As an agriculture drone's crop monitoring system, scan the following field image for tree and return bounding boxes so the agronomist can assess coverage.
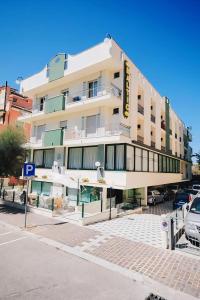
[195,152,200,165]
[0,126,26,178]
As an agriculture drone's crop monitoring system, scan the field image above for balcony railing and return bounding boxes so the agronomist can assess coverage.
[66,84,121,106]
[64,121,130,140]
[137,135,144,144]
[43,129,63,147]
[151,141,156,148]
[138,104,144,115]
[151,114,155,123]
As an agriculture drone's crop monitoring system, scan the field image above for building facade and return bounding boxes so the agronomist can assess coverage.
[0,84,32,138]
[18,37,192,210]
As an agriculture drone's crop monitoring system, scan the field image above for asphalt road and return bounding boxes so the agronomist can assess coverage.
[0,222,152,300]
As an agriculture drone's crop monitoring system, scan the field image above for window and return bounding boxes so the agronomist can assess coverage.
[68,147,82,169]
[116,144,124,170]
[60,120,67,129]
[36,124,45,140]
[154,153,158,172]
[163,156,167,172]
[113,108,119,115]
[44,149,54,168]
[149,152,154,172]
[31,181,52,196]
[114,72,120,79]
[86,115,100,136]
[126,146,134,171]
[83,147,98,169]
[39,97,45,111]
[135,148,142,171]
[33,150,43,167]
[105,144,125,170]
[159,155,163,172]
[138,95,141,100]
[33,149,54,168]
[106,145,114,170]
[88,80,98,98]
[142,150,148,172]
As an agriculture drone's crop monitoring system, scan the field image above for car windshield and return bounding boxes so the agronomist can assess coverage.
[190,198,200,214]
[184,189,198,195]
[193,185,200,190]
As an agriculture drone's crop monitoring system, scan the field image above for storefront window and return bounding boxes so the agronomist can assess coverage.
[154,153,158,172]
[135,148,142,171]
[83,147,98,169]
[142,150,148,171]
[116,145,125,170]
[126,145,134,171]
[68,147,82,169]
[106,145,115,170]
[149,152,154,172]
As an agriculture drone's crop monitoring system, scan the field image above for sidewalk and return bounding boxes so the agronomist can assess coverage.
[0,204,200,299]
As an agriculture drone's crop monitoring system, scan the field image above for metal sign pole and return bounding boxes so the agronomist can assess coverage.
[25,179,29,228]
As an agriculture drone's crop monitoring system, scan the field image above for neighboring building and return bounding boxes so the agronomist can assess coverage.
[18,36,192,211]
[0,84,32,138]
[192,163,200,176]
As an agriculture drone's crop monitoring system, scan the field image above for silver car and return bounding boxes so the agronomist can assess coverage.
[147,190,164,206]
[185,197,200,247]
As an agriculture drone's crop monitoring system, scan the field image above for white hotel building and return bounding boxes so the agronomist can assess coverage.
[18,36,192,211]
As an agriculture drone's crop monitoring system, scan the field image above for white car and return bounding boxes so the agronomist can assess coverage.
[192,184,200,192]
[147,190,164,206]
[185,197,200,247]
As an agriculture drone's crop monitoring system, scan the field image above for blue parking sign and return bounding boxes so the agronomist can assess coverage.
[23,163,35,178]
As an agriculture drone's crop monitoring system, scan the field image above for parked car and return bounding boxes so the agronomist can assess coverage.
[192,184,200,192]
[173,192,191,210]
[147,190,164,206]
[185,197,200,247]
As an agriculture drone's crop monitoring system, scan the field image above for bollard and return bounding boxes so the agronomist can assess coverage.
[168,216,175,250]
[12,190,15,202]
[82,202,85,218]
[161,214,168,249]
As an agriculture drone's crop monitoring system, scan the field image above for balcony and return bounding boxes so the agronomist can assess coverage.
[64,121,130,143]
[45,95,65,114]
[18,84,121,123]
[151,114,155,123]
[137,135,144,144]
[43,129,63,147]
[138,104,144,115]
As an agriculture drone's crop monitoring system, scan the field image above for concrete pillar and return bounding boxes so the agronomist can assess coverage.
[102,188,108,211]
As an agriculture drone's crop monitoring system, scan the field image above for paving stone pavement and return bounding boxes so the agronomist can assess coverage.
[85,236,200,299]
[89,214,163,248]
[1,203,200,299]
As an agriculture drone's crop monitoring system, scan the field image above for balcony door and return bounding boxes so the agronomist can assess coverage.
[88,80,98,98]
[86,115,100,137]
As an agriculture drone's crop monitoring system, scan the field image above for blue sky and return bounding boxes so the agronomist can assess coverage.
[0,0,199,153]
